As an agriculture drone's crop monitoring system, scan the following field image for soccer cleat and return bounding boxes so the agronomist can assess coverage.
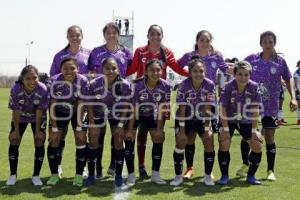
[247,175,262,185]
[58,165,63,179]
[218,175,229,185]
[47,174,60,185]
[95,166,104,180]
[267,170,276,181]
[127,172,136,186]
[107,167,115,177]
[151,171,166,185]
[297,120,300,125]
[139,166,149,179]
[6,175,17,186]
[170,175,183,186]
[32,176,43,186]
[204,174,215,186]
[236,164,249,178]
[72,175,84,187]
[183,167,194,179]
[84,175,95,187]
[82,166,89,179]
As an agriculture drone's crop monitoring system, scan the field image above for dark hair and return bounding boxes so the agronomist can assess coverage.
[147,24,167,64]
[187,56,206,73]
[38,72,49,84]
[259,31,279,62]
[102,57,122,96]
[233,61,252,75]
[64,25,83,50]
[145,59,164,71]
[297,60,300,67]
[16,65,39,84]
[194,30,215,52]
[225,57,239,63]
[103,22,120,36]
[60,57,78,69]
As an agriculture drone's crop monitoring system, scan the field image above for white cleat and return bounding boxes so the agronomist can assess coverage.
[204,174,215,186]
[170,175,183,186]
[58,165,63,179]
[267,170,276,181]
[32,176,43,186]
[151,171,166,185]
[82,166,89,179]
[6,175,17,186]
[127,172,136,186]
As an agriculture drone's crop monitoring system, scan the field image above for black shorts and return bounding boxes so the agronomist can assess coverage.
[225,123,252,140]
[49,111,88,132]
[296,90,300,101]
[133,115,157,130]
[261,116,278,129]
[175,119,205,136]
[10,120,47,137]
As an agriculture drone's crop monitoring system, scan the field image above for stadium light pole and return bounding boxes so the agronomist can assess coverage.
[25,41,34,65]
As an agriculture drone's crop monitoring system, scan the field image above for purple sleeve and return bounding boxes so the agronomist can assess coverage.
[50,54,60,77]
[281,59,292,81]
[217,54,227,73]
[164,84,172,103]
[176,83,186,103]
[79,79,89,101]
[177,53,190,67]
[122,82,132,103]
[132,83,139,104]
[207,84,216,103]
[219,84,230,108]
[8,85,19,110]
[37,88,49,110]
[252,85,262,104]
[87,49,96,71]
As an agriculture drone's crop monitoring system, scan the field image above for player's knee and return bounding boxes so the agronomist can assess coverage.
[9,134,20,145]
[218,134,230,151]
[75,135,86,146]
[34,134,46,146]
[152,134,164,143]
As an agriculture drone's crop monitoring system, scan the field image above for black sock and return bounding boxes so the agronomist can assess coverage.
[173,150,184,175]
[57,140,65,166]
[8,144,19,175]
[47,146,59,174]
[218,150,230,176]
[152,143,163,172]
[87,146,97,176]
[109,136,116,170]
[248,151,262,176]
[96,133,105,173]
[266,143,276,171]
[115,149,124,176]
[241,140,250,166]
[124,140,135,174]
[185,144,195,168]
[33,146,45,176]
[204,151,215,175]
[76,146,87,175]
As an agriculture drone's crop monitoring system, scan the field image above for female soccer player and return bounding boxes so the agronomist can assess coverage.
[170,57,216,186]
[88,22,132,177]
[7,65,49,186]
[127,59,172,184]
[86,57,133,187]
[49,25,91,178]
[126,24,189,178]
[237,31,298,180]
[177,30,230,179]
[46,57,89,187]
[218,61,263,185]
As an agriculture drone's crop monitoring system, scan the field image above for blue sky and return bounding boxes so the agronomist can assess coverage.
[0,0,299,75]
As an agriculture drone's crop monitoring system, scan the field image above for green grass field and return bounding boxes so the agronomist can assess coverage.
[0,88,299,200]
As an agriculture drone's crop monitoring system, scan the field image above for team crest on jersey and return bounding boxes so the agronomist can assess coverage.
[252,65,257,71]
[270,67,277,74]
[120,57,125,64]
[18,99,25,104]
[211,62,217,69]
[153,93,162,102]
[33,100,40,105]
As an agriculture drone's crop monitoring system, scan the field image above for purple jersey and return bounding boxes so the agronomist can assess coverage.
[89,75,132,119]
[178,51,227,83]
[245,53,292,117]
[50,47,91,76]
[220,79,262,124]
[50,73,89,113]
[132,78,172,117]
[176,78,215,119]
[9,82,49,123]
[88,45,132,78]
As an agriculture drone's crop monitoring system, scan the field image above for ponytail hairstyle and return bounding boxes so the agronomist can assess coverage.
[102,57,122,96]
[147,24,167,64]
[64,25,83,50]
[16,65,39,84]
[233,61,252,75]
[187,55,206,73]
[194,30,216,53]
[60,57,78,70]
[259,31,279,62]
